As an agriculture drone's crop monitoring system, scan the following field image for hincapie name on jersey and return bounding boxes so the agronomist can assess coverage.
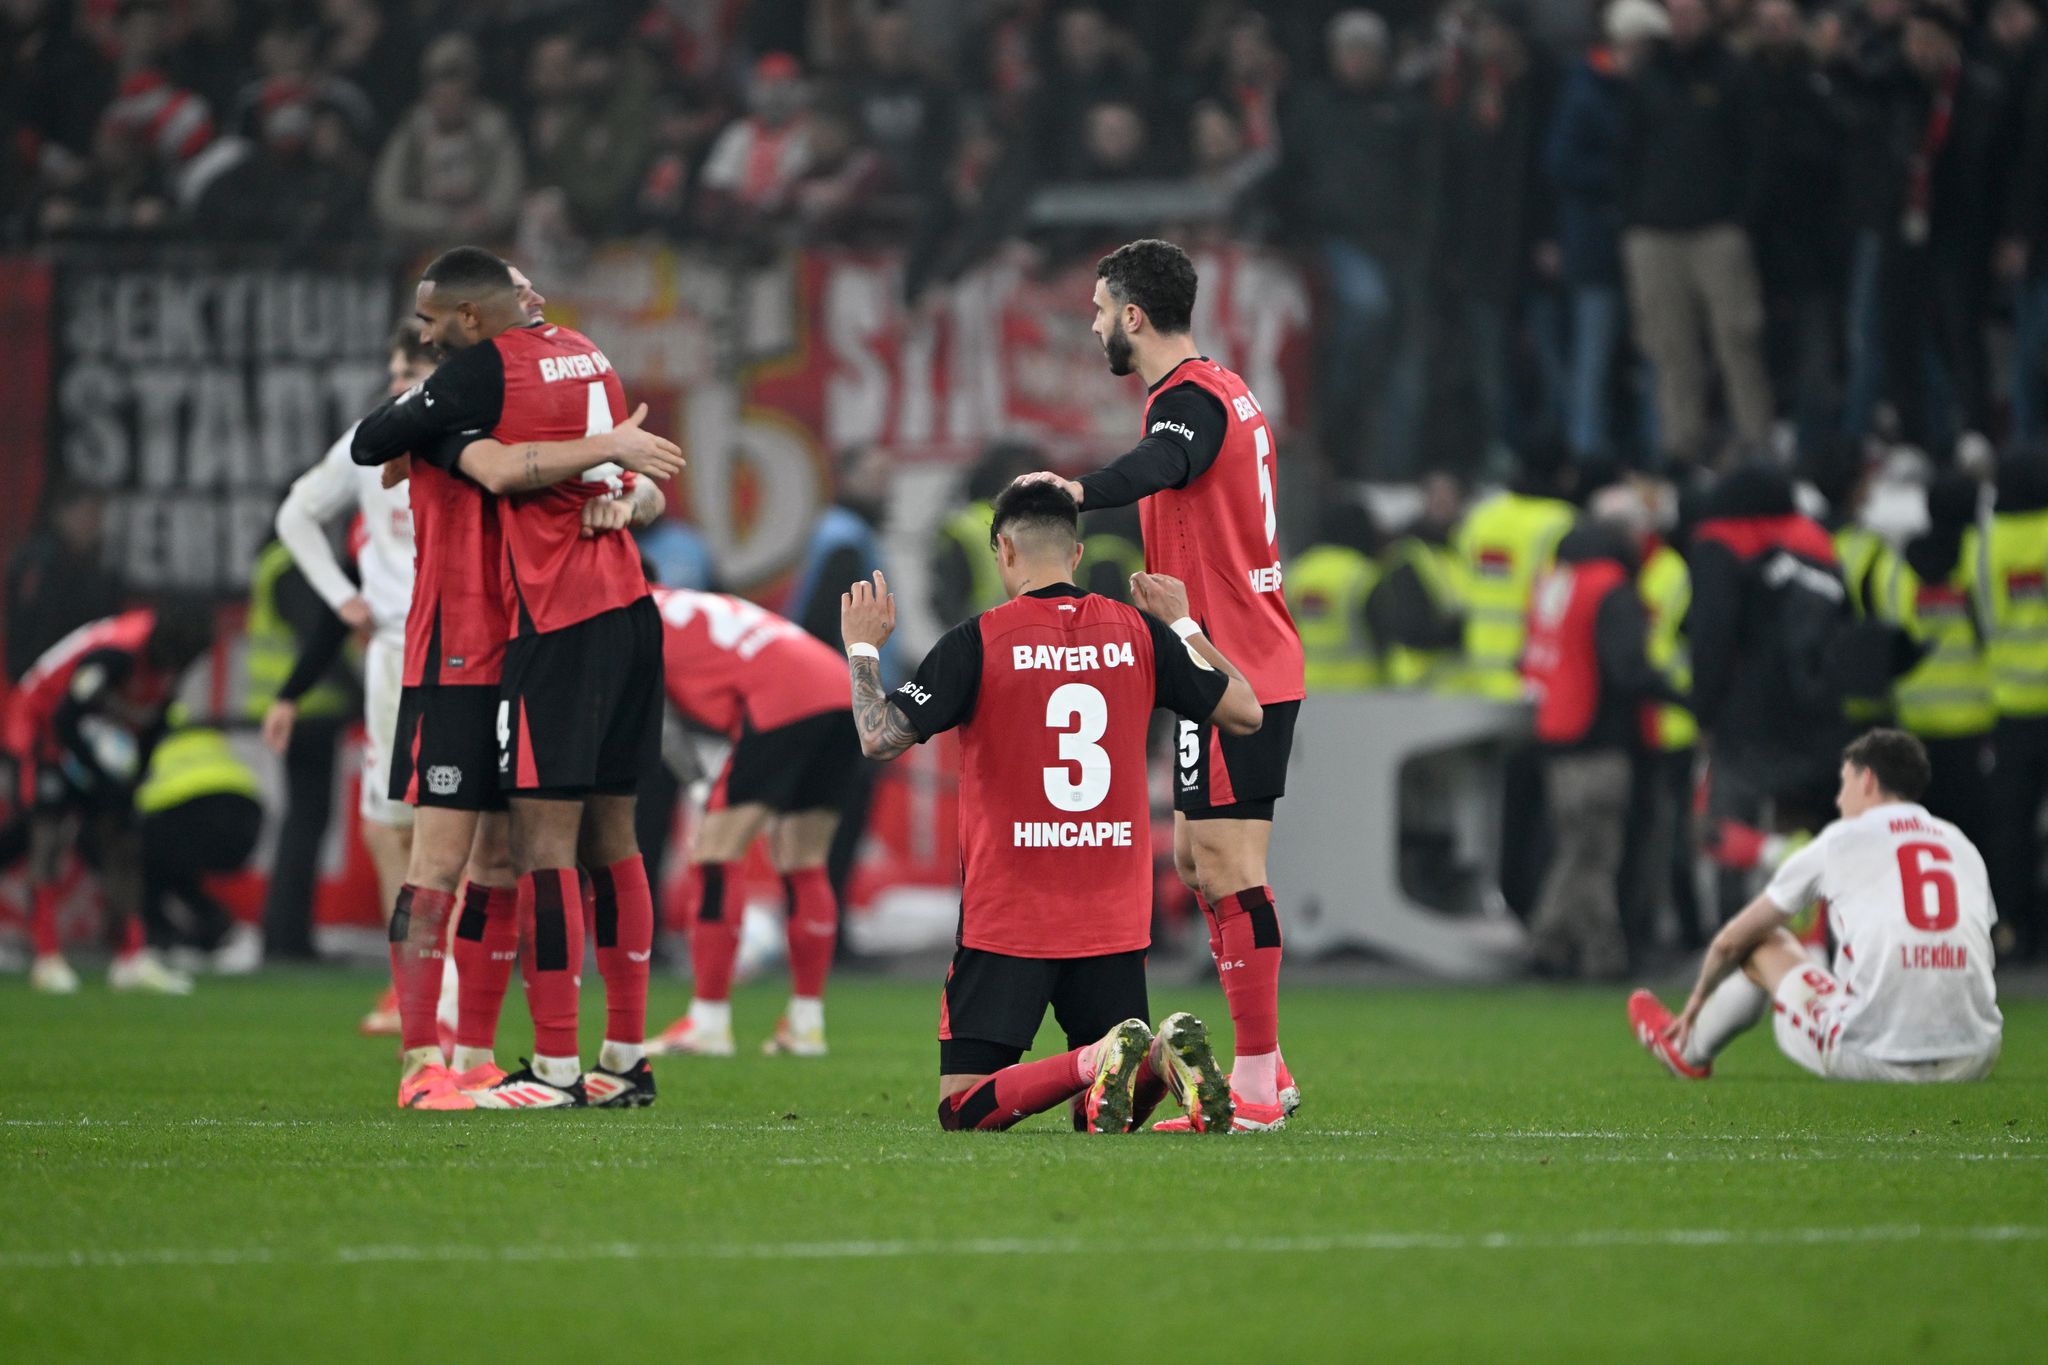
[1011,642,1138,672]
[1012,820,1135,848]
[535,351,613,383]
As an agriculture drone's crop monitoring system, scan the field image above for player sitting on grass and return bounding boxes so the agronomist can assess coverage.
[1630,728,2003,1083]
[841,477,1265,1131]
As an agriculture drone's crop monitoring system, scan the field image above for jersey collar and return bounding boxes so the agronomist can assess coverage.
[1145,355,1207,394]
[1022,583,1087,600]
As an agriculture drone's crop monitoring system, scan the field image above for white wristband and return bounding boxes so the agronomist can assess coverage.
[1170,617,1202,642]
[847,643,880,660]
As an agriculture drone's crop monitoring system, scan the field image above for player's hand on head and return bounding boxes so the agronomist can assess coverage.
[581,495,634,538]
[260,700,297,755]
[1016,471,1084,506]
[607,403,686,481]
[381,455,412,490]
[840,570,897,649]
[1129,572,1190,624]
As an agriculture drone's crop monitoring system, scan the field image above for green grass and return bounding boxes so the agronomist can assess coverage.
[2,970,2042,1363]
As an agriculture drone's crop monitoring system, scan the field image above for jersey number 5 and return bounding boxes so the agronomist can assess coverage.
[1253,424,1277,550]
[1044,683,1111,813]
[1896,841,1959,932]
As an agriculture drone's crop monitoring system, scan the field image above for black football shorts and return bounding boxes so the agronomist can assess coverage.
[391,683,505,812]
[1173,698,1299,821]
[710,710,862,814]
[937,945,1149,1076]
[498,596,663,798]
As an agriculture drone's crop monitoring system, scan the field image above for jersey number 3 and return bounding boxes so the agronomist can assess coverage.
[1044,683,1111,812]
[1896,841,1959,932]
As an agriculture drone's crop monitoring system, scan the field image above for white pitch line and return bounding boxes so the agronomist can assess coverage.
[1,1225,2041,1272]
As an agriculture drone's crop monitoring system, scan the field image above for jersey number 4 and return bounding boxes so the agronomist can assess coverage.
[1043,683,1111,813]
[1896,841,1960,932]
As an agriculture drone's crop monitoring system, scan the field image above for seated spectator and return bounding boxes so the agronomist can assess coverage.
[901,102,1037,305]
[697,51,812,243]
[1031,4,1150,179]
[317,0,418,130]
[195,83,368,244]
[1076,100,1150,182]
[849,2,954,198]
[371,33,524,248]
[2,0,116,210]
[627,82,724,237]
[37,114,174,236]
[97,0,229,210]
[1208,10,1287,158]
[1186,98,1277,240]
[519,27,651,243]
[789,100,892,245]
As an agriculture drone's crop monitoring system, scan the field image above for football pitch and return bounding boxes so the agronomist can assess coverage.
[3,970,2042,1363]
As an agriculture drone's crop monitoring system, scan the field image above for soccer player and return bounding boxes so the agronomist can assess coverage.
[1032,238,1306,1129]
[8,604,215,994]
[843,478,1264,1133]
[1630,729,2003,1083]
[353,247,675,1111]
[642,587,861,1058]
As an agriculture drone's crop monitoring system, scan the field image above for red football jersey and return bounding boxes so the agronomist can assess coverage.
[955,593,1166,958]
[652,588,848,735]
[1137,359,1305,704]
[4,610,167,759]
[490,324,650,635]
[403,459,507,687]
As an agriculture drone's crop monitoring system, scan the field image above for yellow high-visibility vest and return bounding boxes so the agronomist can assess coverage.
[1378,535,1465,689]
[1640,543,1698,751]
[1081,531,1146,604]
[135,726,260,815]
[1835,525,1896,723]
[935,502,1006,621]
[1882,541,1995,739]
[1450,493,1573,699]
[245,541,350,719]
[1286,545,1380,691]
[1974,508,2048,718]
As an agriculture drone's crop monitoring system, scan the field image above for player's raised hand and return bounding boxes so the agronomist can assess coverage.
[1129,572,1191,625]
[841,570,897,650]
[605,403,685,481]
[1016,471,1085,507]
[581,495,634,538]
[380,455,412,490]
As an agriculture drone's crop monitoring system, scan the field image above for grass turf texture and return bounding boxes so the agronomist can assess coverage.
[2,972,2042,1363]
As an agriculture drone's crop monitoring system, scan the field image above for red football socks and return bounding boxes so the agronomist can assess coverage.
[29,882,59,957]
[519,868,585,1059]
[591,856,654,1046]
[387,884,455,1053]
[1196,893,1221,965]
[688,862,742,1003]
[117,915,144,958]
[1212,885,1282,1057]
[783,868,837,999]
[939,1050,1090,1132]
[452,882,519,1051]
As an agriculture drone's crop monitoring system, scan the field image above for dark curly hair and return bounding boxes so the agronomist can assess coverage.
[1097,239,1197,334]
[1842,728,1932,802]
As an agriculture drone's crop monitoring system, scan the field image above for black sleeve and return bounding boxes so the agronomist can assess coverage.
[51,647,136,782]
[350,342,506,466]
[1370,561,1465,650]
[1595,586,1685,707]
[797,546,869,647]
[276,611,349,705]
[1076,384,1229,510]
[1143,612,1232,723]
[1685,540,1740,727]
[886,618,983,740]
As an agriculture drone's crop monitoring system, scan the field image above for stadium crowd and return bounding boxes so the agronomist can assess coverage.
[5,0,2048,474]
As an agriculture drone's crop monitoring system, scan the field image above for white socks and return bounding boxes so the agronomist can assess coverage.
[1681,973,1768,1068]
[689,998,732,1034]
[533,1053,581,1087]
[1233,1051,1279,1106]
[451,1046,495,1074]
[599,1040,645,1072]
[787,996,825,1034]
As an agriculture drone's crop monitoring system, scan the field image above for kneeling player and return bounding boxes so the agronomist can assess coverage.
[1631,729,2002,1083]
[643,587,861,1058]
[842,479,1264,1132]
[7,604,214,994]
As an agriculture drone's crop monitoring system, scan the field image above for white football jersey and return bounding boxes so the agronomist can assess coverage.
[1765,802,2002,1063]
[275,421,415,643]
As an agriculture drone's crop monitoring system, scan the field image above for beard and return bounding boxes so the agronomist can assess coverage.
[1101,320,1135,377]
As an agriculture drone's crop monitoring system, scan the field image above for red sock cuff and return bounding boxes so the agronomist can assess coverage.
[1211,886,1282,948]
[783,868,837,999]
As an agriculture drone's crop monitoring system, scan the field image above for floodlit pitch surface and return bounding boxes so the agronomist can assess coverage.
[2,973,2041,1362]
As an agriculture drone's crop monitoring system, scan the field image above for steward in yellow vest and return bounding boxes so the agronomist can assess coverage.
[931,441,1040,626]
[1373,531,1465,688]
[1637,539,1697,753]
[1976,453,2048,960]
[1451,454,1575,699]
[245,541,351,720]
[1286,500,1381,692]
[136,718,264,959]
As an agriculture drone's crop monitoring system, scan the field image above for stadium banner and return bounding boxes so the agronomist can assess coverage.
[44,247,394,596]
[530,242,1313,595]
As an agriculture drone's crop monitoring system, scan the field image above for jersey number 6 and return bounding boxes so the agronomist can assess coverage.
[1896,841,1960,932]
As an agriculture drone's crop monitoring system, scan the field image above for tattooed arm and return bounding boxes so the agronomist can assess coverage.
[454,403,684,495]
[850,654,919,760]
